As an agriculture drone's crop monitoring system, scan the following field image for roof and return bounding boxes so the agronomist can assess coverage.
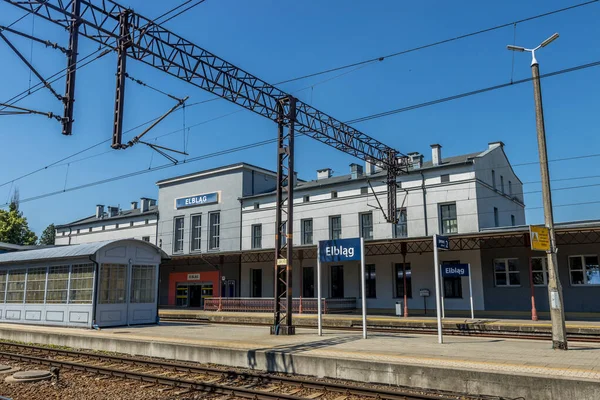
[56,205,158,229]
[156,162,278,186]
[0,239,168,265]
[0,242,26,251]
[242,150,483,200]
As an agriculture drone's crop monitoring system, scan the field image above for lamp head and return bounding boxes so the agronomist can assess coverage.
[540,33,559,48]
[507,45,526,52]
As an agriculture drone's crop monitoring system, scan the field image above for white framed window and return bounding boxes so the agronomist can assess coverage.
[301,219,313,245]
[251,224,262,249]
[330,215,341,240]
[209,212,220,250]
[440,203,458,234]
[494,207,499,227]
[46,266,69,304]
[492,170,496,189]
[393,208,408,238]
[494,258,520,286]
[511,215,516,226]
[509,181,513,196]
[70,264,94,304]
[360,212,373,240]
[130,265,156,303]
[190,214,202,252]
[531,257,548,286]
[569,255,600,285]
[6,270,25,303]
[500,176,505,193]
[98,264,127,304]
[173,216,184,253]
[25,267,46,304]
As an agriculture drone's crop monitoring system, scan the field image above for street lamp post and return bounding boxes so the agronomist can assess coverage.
[507,33,568,350]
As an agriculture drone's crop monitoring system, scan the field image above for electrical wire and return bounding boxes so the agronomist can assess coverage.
[160,0,207,25]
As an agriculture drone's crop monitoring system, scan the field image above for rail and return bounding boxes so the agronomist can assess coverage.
[203,297,356,313]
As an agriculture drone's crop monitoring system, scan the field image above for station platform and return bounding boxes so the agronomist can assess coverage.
[0,321,599,400]
[158,308,600,337]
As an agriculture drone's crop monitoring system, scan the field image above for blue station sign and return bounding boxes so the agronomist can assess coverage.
[175,192,219,209]
[436,235,450,250]
[319,238,362,263]
[441,263,470,277]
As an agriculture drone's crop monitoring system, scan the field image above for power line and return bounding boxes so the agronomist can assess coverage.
[160,0,207,24]
[276,0,600,85]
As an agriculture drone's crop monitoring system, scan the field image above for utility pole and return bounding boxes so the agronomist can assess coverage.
[508,33,568,350]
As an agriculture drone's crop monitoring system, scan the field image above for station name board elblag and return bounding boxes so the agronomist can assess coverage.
[175,192,219,209]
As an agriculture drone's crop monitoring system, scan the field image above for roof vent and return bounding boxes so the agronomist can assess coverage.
[96,205,104,219]
[108,206,119,218]
[408,152,423,169]
[317,168,332,180]
[431,144,442,166]
[131,201,138,210]
[350,163,363,179]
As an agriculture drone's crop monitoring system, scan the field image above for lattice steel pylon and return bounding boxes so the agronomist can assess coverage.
[5,0,411,334]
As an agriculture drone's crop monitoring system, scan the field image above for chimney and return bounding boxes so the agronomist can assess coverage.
[408,152,423,169]
[131,201,138,210]
[431,144,442,166]
[108,206,119,217]
[317,168,332,180]
[148,199,157,207]
[96,205,104,219]
[140,198,149,213]
[350,163,363,179]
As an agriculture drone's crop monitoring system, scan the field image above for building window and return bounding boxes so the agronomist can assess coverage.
[46,266,69,304]
[98,264,127,304]
[511,215,516,226]
[360,212,373,240]
[569,255,600,285]
[394,263,412,298]
[532,257,548,286]
[25,267,46,304]
[130,265,156,303]
[62,232,65,236]
[331,191,337,199]
[494,207,499,227]
[69,264,94,304]
[6,270,25,303]
[209,212,221,250]
[494,259,520,286]
[251,224,262,249]
[303,267,314,298]
[250,269,262,297]
[442,261,462,299]
[330,265,344,298]
[364,264,376,299]
[303,195,310,203]
[330,215,342,240]
[500,176,505,193]
[115,223,119,229]
[440,203,458,234]
[102,225,105,231]
[360,186,368,195]
[0,272,6,303]
[393,209,408,238]
[89,227,92,232]
[509,181,513,196]
[145,219,149,225]
[190,214,202,252]
[301,219,313,245]
[142,236,150,242]
[441,174,450,183]
[76,229,80,234]
[130,221,134,227]
[492,170,496,189]
[253,202,260,209]
[173,216,184,253]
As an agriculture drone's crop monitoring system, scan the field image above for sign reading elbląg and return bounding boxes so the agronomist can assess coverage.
[441,263,470,277]
[175,192,219,209]
[319,238,361,262]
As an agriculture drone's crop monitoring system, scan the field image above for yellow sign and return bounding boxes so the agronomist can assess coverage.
[276,258,288,266]
[530,225,550,251]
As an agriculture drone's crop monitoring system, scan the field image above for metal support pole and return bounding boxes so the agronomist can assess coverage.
[402,246,408,318]
[468,264,474,320]
[529,257,539,321]
[433,234,443,344]
[317,245,322,336]
[271,96,296,336]
[112,10,131,149]
[62,0,81,135]
[531,61,567,350]
[360,237,367,339]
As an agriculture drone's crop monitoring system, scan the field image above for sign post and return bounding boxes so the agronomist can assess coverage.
[317,244,322,336]
[318,238,364,338]
[441,263,473,320]
[529,225,550,321]
[433,234,448,344]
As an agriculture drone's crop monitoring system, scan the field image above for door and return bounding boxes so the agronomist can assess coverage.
[330,265,344,298]
[223,279,236,297]
[251,269,262,297]
[303,267,315,298]
[95,263,128,327]
[189,285,202,307]
[176,285,189,307]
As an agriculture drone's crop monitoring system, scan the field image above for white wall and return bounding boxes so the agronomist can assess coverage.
[55,217,157,246]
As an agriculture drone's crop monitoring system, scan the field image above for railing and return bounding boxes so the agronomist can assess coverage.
[203,298,356,313]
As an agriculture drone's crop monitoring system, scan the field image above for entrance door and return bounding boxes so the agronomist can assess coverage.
[251,269,262,297]
[189,285,202,307]
[303,267,315,298]
[330,265,344,298]
[223,279,236,297]
[95,263,128,327]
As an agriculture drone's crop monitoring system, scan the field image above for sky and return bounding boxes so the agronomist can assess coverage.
[0,0,599,236]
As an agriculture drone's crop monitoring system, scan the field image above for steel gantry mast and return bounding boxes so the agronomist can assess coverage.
[5,0,409,334]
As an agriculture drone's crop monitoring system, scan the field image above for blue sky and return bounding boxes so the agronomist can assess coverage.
[0,0,599,235]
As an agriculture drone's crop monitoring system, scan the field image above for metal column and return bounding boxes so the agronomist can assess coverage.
[62,0,81,136]
[271,96,296,336]
[112,10,131,149]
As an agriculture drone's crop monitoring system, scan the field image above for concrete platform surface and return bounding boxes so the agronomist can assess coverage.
[1,322,599,400]
[159,309,600,335]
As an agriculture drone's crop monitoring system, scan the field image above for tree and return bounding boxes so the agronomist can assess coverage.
[0,202,38,245]
[39,223,56,246]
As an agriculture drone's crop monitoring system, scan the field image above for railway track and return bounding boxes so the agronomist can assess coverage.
[159,318,600,343]
[0,342,505,400]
